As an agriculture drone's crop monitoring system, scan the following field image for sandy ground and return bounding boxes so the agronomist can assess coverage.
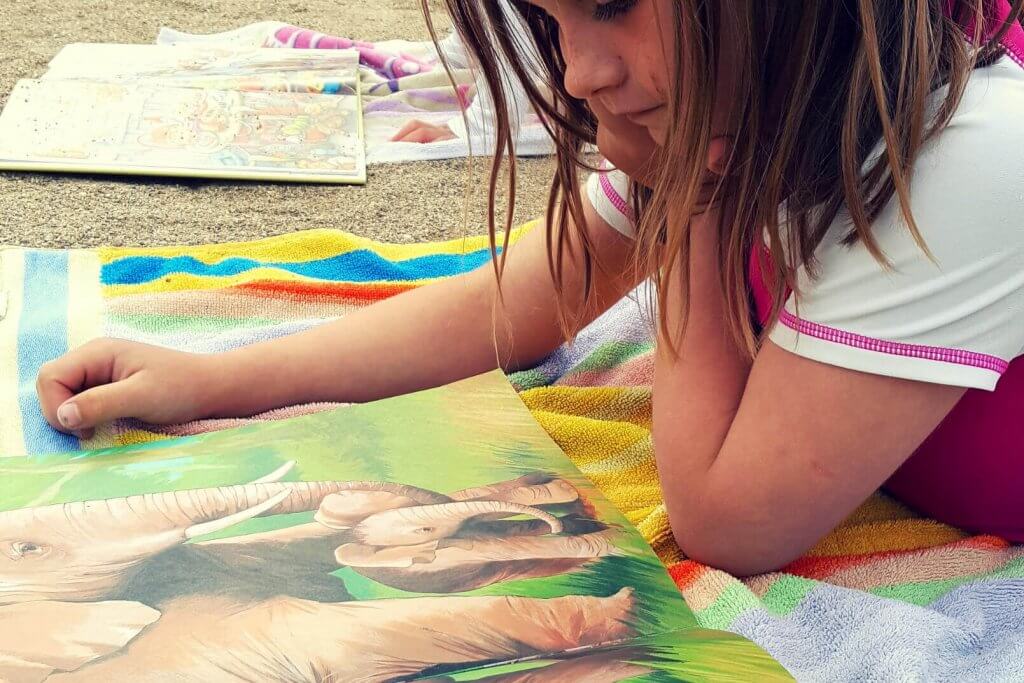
[0,0,556,248]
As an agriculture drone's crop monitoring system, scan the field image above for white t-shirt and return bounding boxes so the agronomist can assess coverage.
[586,56,1024,391]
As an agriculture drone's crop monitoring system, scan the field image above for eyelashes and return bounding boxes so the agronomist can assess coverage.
[593,0,639,22]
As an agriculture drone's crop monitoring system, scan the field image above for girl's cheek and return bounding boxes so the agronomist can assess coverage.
[640,0,681,100]
[636,44,671,102]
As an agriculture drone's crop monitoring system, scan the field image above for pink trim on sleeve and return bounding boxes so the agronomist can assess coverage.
[596,159,635,225]
[778,309,1010,374]
[599,174,633,223]
[1003,17,1024,68]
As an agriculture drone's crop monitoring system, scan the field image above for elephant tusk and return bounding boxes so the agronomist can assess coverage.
[249,461,296,484]
[184,489,292,540]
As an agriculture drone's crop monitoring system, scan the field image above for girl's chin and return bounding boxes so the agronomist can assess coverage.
[644,123,668,146]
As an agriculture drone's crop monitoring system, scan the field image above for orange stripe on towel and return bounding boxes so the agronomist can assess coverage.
[234,280,418,303]
[669,560,708,590]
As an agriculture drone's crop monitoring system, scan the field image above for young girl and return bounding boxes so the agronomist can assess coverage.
[37,0,1024,576]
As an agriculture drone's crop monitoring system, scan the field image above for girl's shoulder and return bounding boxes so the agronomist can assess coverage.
[771,57,1024,393]
[936,55,1024,166]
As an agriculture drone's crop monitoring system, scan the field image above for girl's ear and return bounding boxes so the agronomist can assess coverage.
[706,135,735,176]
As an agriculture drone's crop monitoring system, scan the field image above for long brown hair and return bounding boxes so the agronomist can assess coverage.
[425,0,1024,354]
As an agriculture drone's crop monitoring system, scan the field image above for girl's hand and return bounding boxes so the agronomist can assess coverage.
[36,339,221,439]
[390,120,457,143]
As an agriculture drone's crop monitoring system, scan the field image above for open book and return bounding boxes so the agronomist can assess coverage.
[0,44,365,184]
[0,371,789,681]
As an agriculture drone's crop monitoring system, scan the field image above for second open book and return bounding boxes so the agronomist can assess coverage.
[0,43,366,184]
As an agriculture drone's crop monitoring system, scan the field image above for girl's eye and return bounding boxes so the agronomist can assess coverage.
[593,0,638,22]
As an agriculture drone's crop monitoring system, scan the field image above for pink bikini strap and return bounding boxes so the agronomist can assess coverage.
[946,0,1024,68]
[998,2,1024,68]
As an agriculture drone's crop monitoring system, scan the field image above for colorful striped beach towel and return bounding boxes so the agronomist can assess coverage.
[2,225,1023,681]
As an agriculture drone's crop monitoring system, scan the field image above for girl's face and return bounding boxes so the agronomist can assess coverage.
[523,0,675,158]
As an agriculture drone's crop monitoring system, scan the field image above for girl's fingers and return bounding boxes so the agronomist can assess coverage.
[391,121,455,143]
[36,341,120,432]
[36,374,75,433]
[391,119,427,141]
[409,127,454,143]
[55,378,149,433]
[402,129,437,143]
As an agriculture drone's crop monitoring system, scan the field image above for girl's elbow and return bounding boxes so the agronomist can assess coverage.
[668,512,798,577]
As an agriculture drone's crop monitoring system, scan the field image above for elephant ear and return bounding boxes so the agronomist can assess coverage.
[335,541,439,568]
[0,600,160,682]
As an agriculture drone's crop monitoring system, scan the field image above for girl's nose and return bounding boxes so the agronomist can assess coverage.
[561,27,627,101]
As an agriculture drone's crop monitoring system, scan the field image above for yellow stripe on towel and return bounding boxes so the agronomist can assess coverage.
[100,224,535,265]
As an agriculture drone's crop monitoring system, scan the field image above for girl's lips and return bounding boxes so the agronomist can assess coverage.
[625,104,665,122]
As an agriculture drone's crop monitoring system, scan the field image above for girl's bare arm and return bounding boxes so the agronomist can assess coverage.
[208,204,638,414]
[37,201,640,432]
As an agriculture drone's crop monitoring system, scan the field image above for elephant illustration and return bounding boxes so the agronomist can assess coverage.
[0,464,632,682]
[321,471,622,592]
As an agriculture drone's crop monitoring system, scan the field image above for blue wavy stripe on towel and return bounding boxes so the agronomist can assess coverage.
[18,250,79,454]
[101,248,499,286]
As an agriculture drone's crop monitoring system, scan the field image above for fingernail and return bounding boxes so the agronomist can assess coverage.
[57,402,82,430]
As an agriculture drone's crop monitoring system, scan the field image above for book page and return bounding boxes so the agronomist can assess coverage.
[43,43,360,95]
[0,78,365,183]
[0,371,790,682]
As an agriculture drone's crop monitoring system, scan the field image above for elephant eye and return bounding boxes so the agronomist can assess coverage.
[11,541,46,558]
[416,527,435,535]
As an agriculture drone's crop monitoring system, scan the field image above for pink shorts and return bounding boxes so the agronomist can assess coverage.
[749,249,1024,541]
[883,358,1024,541]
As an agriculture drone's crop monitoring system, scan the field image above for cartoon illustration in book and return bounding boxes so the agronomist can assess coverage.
[0,70,365,182]
[44,45,360,95]
[0,466,635,681]
[129,89,360,171]
[136,90,265,150]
